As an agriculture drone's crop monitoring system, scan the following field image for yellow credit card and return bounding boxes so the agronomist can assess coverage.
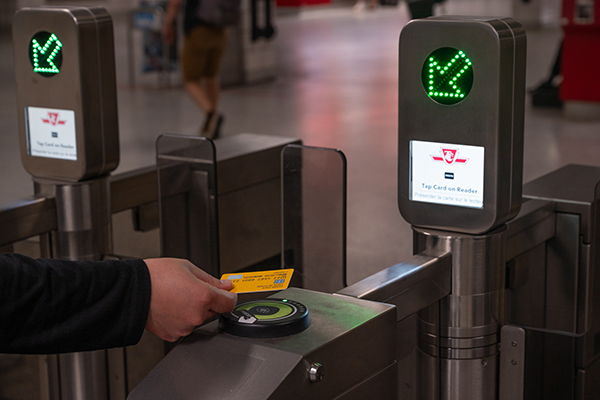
[220,269,294,293]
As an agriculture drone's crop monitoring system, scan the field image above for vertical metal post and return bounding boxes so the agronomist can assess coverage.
[414,226,506,400]
[34,177,111,260]
[34,176,121,400]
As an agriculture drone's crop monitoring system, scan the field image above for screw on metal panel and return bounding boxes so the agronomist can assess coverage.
[481,359,488,366]
[511,360,517,366]
[512,341,518,347]
[308,362,324,383]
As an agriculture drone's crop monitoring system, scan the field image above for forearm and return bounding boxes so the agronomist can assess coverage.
[0,254,151,354]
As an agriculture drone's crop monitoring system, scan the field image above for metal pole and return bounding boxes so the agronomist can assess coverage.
[34,176,115,400]
[414,226,506,400]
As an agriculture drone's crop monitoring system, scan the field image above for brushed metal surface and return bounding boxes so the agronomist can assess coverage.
[338,248,451,322]
[440,355,498,400]
[505,199,556,261]
[34,177,112,261]
[414,227,506,400]
[398,17,526,234]
[13,7,119,181]
[498,325,525,400]
[33,176,115,400]
[523,164,600,243]
[0,196,57,247]
[128,288,396,400]
[545,213,580,333]
[413,227,506,296]
[59,351,108,400]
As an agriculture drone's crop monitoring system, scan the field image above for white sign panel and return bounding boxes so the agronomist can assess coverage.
[26,106,77,161]
[410,140,484,209]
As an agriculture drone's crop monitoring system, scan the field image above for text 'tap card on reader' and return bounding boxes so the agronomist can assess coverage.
[221,269,294,294]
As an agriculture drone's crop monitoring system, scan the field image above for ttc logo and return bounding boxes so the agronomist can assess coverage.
[41,112,66,126]
[431,147,468,165]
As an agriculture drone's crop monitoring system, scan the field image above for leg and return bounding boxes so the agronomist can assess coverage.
[203,76,221,112]
[196,77,223,138]
[184,80,215,114]
[181,27,220,114]
[183,27,226,138]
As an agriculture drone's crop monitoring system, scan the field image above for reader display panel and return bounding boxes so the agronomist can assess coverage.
[410,140,484,209]
[26,106,77,161]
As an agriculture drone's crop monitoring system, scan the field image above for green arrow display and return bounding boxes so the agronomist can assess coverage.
[422,47,473,105]
[29,31,63,77]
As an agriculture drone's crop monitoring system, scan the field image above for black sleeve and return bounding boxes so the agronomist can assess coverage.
[0,254,152,354]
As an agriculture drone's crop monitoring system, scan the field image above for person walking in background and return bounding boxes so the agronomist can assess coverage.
[163,0,235,139]
[354,0,378,12]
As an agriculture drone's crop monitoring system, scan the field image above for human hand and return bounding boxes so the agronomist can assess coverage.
[144,258,237,342]
[162,22,174,45]
[162,0,180,45]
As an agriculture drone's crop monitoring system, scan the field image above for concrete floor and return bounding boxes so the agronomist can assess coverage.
[1,1,600,398]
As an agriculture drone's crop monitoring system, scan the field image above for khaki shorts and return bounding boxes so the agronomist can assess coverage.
[181,26,227,81]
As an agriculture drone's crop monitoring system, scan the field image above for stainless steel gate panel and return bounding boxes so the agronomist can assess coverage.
[332,361,397,400]
[127,288,397,400]
[502,164,600,399]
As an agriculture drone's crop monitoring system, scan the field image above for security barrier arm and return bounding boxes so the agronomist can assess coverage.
[336,197,556,322]
[337,249,452,322]
[0,196,57,248]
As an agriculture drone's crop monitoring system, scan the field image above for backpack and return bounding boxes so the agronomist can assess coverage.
[196,0,241,27]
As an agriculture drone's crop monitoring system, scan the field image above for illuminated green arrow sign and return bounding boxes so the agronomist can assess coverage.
[29,31,63,77]
[422,47,473,105]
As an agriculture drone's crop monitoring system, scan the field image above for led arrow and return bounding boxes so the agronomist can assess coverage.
[29,31,63,77]
[422,47,473,105]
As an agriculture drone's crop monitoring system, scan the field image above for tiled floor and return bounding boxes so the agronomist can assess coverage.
[1,1,600,398]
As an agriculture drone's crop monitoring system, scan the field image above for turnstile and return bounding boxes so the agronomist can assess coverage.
[128,157,600,400]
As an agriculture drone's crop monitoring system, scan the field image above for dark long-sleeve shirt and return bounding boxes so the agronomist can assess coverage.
[0,254,151,354]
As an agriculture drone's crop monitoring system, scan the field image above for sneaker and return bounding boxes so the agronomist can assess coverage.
[201,112,224,139]
[201,111,214,133]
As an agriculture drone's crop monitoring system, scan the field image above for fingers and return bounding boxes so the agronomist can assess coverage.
[217,278,234,291]
[196,281,237,314]
[176,259,238,312]
[144,258,237,342]
[183,260,234,290]
[207,284,237,314]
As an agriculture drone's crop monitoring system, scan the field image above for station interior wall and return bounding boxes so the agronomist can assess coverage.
[2,0,563,31]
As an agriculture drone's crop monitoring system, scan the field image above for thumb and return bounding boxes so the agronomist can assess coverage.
[205,283,238,313]
[216,278,234,291]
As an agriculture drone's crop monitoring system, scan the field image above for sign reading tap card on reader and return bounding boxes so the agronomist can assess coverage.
[221,269,294,293]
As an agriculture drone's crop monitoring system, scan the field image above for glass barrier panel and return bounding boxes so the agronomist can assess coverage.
[282,144,347,293]
[156,134,219,276]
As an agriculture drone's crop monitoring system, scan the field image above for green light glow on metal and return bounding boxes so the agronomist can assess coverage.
[422,47,473,105]
[29,31,63,77]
